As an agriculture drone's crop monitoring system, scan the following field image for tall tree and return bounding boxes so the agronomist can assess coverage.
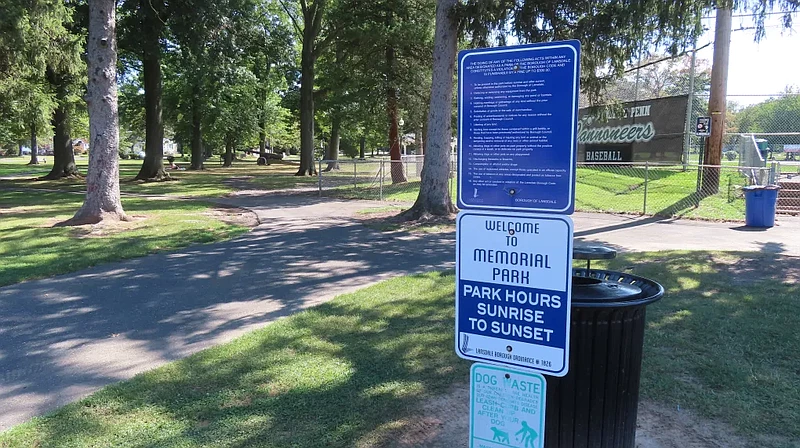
[63,0,127,224]
[243,1,295,161]
[326,0,435,182]
[42,67,80,179]
[401,0,458,219]
[167,0,262,170]
[280,0,331,176]
[42,1,86,179]
[124,0,170,180]
[0,0,85,175]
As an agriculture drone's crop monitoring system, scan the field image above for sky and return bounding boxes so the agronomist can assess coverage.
[696,12,800,106]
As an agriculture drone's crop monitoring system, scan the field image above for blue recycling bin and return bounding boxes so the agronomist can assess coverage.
[743,186,779,227]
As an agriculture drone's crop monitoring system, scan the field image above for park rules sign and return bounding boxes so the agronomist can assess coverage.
[456,211,573,377]
[457,41,579,214]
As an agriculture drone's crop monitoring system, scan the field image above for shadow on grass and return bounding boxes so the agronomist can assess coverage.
[601,252,800,444]
[4,253,800,446]
[2,272,465,448]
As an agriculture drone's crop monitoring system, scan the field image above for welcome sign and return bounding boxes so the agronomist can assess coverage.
[578,95,688,163]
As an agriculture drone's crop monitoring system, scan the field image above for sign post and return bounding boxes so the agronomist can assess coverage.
[695,116,711,191]
[457,40,580,446]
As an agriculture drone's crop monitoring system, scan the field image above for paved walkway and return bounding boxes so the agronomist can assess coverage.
[573,211,800,256]
[2,191,799,431]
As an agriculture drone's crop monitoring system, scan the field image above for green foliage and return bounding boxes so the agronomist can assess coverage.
[151,0,296,156]
[0,0,86,149]
[318,0,435,149]
[734,92,800,145]
[456,0,798,104]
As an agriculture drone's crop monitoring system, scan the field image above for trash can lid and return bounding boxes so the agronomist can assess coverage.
[572,276,642,306]
[573,244,617,261]
[571,269,664,308]
[743,185,780,190]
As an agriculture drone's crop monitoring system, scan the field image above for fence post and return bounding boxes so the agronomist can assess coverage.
[318,159,322,197]
[642,161,649,215]
[728,175,732,202]
[769,161,777,185]
[449,161,454,200]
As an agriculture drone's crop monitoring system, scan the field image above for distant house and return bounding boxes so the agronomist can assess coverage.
[130,139,179,155]
[72,139,89,154]
[164,139,178,155]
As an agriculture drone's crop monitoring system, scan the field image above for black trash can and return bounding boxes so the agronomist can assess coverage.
[544,269,664,448]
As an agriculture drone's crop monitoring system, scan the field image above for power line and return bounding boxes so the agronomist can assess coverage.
[702,11,798,19]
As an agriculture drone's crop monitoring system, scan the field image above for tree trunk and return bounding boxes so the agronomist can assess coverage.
[63,0,127,225]
[42,67,80,179]
[400,0,457,220]
[297,26,317,176]
[387,44,407,184]
[42,104,79,179]
[18,142,24,158]
[259,129,267,159]
[190,85,204,170]
[324,115,341,171]
[415,125,424,178]
[28,122,38,165]
[135,1,168,181]
[359,135,366,159]
[223,135,234,167]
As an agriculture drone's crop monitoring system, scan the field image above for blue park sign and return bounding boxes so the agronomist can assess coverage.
[456,211,574,377]
[457,41,580,214]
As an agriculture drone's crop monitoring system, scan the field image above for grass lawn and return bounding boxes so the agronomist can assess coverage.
[576,165,747,220]
[0,189,251,287]
[4,157,752,221]
[1,157,310,198]
[0,156,53,177]
[325,164,749,220]
[2,252,797,447]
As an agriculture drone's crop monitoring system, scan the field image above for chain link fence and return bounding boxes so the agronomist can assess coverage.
[317,155,457,203]
[576,162,778,220]
[318,155,797,219]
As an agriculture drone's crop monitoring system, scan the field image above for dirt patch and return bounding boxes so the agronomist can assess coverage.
[635,401,749,448]
[203,206,260,227]
[369,385,766,448]
[53,215,148,238]
[42,206,259,238]
[358,210,456,234]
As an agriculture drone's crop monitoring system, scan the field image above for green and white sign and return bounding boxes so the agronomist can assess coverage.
[470,363,546,448]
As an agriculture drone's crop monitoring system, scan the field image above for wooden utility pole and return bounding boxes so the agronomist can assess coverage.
[702,6,732,194]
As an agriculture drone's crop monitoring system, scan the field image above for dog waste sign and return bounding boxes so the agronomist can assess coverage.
[470,363,546,448]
